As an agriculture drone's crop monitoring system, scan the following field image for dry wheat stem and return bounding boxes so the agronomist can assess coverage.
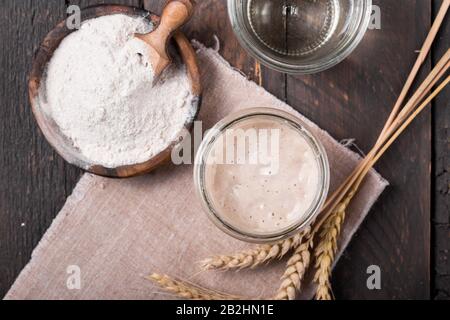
[314,50,450,235]
[363,75,450,180]
[377,0,449,141]
[393,52,450,128]
[352,55,450,192]
[148,274,247,300]
[309,46,450,300]
[340,1,449,194]
[311,69,450,300]
[321,13,450,215]
[378,0,449,138]
[201,228,309,271]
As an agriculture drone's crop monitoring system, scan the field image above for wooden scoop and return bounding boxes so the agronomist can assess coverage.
[135,0,195,79]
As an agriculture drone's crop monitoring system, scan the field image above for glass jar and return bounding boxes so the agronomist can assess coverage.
[194,108,330,243]
[228,0,372,74]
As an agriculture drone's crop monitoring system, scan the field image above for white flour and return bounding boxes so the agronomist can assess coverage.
[42,14,195,168]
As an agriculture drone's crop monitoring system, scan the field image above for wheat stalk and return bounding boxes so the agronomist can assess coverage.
[309,59,450,300]
[201,229,308,271]
[306,1,450,299]
[148,274,246,300]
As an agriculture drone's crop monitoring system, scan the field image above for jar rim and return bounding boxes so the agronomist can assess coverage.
[227,0,373,74]
[193,108,330,243]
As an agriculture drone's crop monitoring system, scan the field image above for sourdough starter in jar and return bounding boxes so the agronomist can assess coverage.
[203,115,321,235]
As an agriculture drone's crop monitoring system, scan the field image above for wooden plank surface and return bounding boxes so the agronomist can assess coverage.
[0,0,138,299]
[328,0,432,299]
[432,0,450,300]
[0,0,445,299]
[0,0,75,298]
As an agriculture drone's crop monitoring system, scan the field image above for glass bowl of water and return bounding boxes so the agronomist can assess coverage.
[228,0,372,74]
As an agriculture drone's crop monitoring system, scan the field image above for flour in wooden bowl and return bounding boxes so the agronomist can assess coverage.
[39,14,195,168]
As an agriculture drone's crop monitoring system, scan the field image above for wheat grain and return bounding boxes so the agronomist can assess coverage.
[313,192,353,300]
[201,229,308,271]
[148,274,245,300]
[274,236,312,300]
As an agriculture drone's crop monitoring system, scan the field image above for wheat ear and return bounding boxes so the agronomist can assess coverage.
[201,230,308,271]
[148,274,246,300]
[274,232,313,300]
[313,191,354,300]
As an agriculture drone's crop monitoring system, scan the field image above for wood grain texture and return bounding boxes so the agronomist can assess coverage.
[432,0,450,301]
[0,0,75,299]
[0,0,444,299]
[0,0,140,298]
[331,0,432,299]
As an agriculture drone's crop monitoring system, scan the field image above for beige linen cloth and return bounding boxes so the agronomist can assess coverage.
[6,43,388,300]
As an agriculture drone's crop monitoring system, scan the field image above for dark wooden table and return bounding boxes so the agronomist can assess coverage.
[0,0,448,299]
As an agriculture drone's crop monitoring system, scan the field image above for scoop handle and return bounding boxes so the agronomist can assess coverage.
[151,0,195,54]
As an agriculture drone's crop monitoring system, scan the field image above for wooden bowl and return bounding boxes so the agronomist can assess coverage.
[29,5,202,178]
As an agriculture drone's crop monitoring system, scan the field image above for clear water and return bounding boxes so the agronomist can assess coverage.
[247,0,340,57]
